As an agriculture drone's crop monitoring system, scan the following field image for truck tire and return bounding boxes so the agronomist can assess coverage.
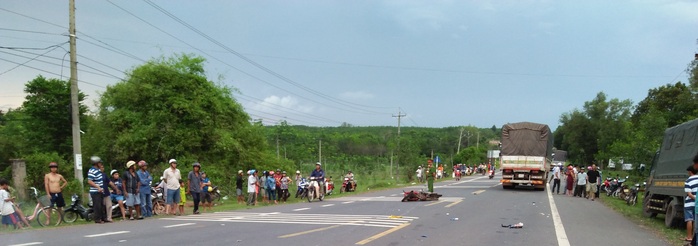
[665,200,681,228]
[503,184,514,189]
[642,193,657,218]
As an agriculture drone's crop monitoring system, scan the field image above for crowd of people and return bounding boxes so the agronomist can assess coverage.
[549,163,601,201]
[245,162,326,206]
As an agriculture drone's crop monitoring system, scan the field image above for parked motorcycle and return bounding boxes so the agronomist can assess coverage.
[626,183,640,206]
[295,178,309,199]
[63,194,94,223]
[151,186,165,215]
[325,178,334,196]
[306,177,325,202]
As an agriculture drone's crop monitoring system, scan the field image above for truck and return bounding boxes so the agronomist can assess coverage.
[499,122,553,190]
[643,118,698,228]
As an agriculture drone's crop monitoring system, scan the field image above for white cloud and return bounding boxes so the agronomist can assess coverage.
[251,95,314,113]
[340,91,375,100]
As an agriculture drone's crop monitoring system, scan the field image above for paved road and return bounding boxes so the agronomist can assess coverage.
[3,174,670,246]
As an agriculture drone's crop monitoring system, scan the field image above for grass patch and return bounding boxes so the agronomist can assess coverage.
[599,193,687,246]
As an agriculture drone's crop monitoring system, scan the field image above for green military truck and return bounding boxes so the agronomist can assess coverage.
[643,118,698,227]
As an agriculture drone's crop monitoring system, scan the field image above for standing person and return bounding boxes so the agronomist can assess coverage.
[266,171,278,204]
[280,171,292,203]
[187,162,203,214]
[551,164,561,194]
[416,166,423,183]
[87,156,106,224]
[110,170,127,221]
[575,168,587,198]
[566,165,575,196]
[122,161,143,220]
[274,169,283,202]
[246,170,257,206]
[586,164,601,201]
[236,170,244,204]
[200,172,212,212]
[436,164,443,179]
[684,165,698,242]
[295,170,302,186]
[44,162,67,215]
[136,160,153,217]
[259,171,268,204]
[178,180,186,215]
[100,166,119,223]
[427,160,435,193]
[0,179,23,229]
[162,159,182,216]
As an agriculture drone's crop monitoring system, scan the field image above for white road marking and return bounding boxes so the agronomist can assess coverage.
[293,207,310,211]
[163,222,196,228]
[8,243,43,246]
[322,204,335,207]
[84,231,130,238]
[161,212,418,228]
[472,190,486,195]
[342,201,355,204]
[547,183,571,246]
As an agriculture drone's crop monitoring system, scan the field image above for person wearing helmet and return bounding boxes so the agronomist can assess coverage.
[110,170,127,221]
[246,170,258,206]
[200,171,212,212]
[44,162,67,214]
[260,171,269,204]
[162,159,182,216]
[87,156,107,223]
[122,160,143,220]
[187,162,203,214]
[236,170,244,204]
[310,162,325,197]
[295,170,302,187]
[344,170,356,191]
[136,160,153,217]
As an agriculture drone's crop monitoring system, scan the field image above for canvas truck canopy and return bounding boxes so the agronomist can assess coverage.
[654,118,698,178]
[501,122,553,158]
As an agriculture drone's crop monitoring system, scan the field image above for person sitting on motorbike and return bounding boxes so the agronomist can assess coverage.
[110,170,127,221]
[344,171,356,191]
[310,162,325,196]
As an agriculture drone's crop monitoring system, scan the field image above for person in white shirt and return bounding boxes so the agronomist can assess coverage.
[575,168,587,198]
[247,170,258,206]
[415,166,423,183]
[162,159,181,215]
[551,165,561,194]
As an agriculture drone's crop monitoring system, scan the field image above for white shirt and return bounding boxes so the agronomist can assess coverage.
[162,168,181,190]
[247,175,257,193]
[0,189,15,215]
[552,166,560,179]
[577,172,588,185]
[416,168,422,177]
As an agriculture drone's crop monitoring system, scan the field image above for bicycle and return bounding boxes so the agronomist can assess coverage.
[21,187,62,227]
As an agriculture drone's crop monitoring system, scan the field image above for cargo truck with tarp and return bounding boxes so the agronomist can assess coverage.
[500,122,553,190]
[643,118,698,228]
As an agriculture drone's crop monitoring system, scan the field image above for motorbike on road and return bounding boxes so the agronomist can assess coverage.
[488,170,495,179]
[306,177,325,202]
[151,186,165,215]
[63,194,94,223]
[295,178,309,199]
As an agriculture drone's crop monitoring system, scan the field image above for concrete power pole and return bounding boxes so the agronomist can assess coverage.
[69,0,84,186]
[457,127,464,154]
[393,110,405,182]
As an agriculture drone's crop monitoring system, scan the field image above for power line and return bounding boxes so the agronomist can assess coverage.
[0,44,64,76]
[0,57,105,88]
[0,49,124,80]
[0,27,65,36]
[143,0,391,115]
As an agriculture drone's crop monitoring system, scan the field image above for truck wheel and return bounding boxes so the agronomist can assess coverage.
[642,193,657,218]
[665,200,681,228]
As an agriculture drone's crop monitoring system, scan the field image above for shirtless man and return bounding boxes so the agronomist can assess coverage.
[44,162,68,213]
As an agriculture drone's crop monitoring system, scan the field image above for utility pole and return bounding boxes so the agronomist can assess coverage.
[318,139,322,163]
[393,110,405,182]
[69,0,83,187]
[276,134,280,160]
[476,131,480,149]
[457,127,464,154]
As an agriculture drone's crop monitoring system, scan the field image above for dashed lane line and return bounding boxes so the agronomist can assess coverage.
[355,223,411,245]
[278,224,343,238]
[472,190,486,195]
[445,200,462,208]
[8,243,43,246]
[163,222,196,228]
[322,204,335,207]
[293,208,310,211]
[424,200,448,206]
[84,231,129,238]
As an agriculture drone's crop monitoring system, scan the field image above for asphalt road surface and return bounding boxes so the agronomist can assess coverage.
[4,174,670,246]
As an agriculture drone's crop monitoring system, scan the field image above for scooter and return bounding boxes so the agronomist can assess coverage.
[340,178,356,193]
[63,194,94,223]
[488,170,495,179]
[295,178,309,199]
[325,178,334,196]
[151,186,165,215]
[306,177,325,202]
[626,183,639,206]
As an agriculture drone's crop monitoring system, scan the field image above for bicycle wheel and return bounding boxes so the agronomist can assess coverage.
[63,210,79,223]
[307,189,314,202]
[37,207,62,227]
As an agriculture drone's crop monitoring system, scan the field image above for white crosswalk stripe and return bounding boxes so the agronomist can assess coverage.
[161,212,417,228]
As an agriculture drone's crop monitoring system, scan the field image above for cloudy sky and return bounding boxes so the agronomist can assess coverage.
[1,1,696,129]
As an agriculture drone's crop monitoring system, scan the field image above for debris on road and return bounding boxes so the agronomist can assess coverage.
[401,190,443,202]
[450,217,459,221]
[388,215,403,219]
[501,222,524,229]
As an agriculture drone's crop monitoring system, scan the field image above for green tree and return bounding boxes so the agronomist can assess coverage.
[84,54,269,179]
[21,76,87,158]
